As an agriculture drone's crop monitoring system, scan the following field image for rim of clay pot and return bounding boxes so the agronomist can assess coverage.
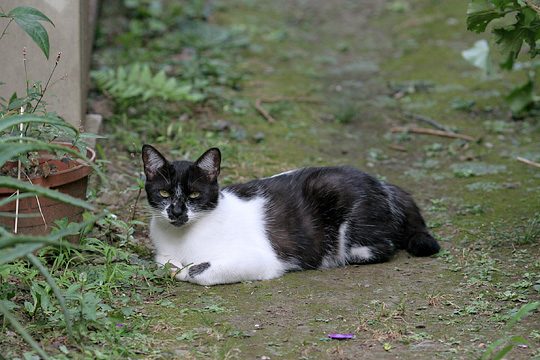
[0,142,96,194]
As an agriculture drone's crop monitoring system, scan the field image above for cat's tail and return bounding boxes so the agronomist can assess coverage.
[406,232,440,257]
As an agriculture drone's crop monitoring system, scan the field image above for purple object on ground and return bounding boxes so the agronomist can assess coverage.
[328,333,355,340]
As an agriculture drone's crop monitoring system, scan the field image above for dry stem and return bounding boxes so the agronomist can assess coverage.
[516,156,540,169]
[261,96,320,104]
[254,98,276,123]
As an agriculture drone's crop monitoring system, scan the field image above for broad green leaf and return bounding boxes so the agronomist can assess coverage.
[494,25,527,69]
[481,338,507,360]
[81,292,101,321]
[492,344,514,360]
[0,176,93,210]
[8,6,54,25]
[467,1,504,33]
[507,301,540,327]
[506,79,534,114]
[493,8,540,69]
[0,299,18,311]
[9,6,54,59]
[11,14,51,59]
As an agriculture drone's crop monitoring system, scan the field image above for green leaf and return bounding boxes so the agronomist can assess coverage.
[465,0,519,32]
[0,214,101,252]
[0,299,18,311]
[506,79,534,114]
[8,6,54,59]
[467,2,504,33]
[0,243,42,264]
[0,113,75,133]
[494,25,527,69]
[492,344,514,360]
[81,292,101,321]
[0,141,88,167]
[0,177,94,211]
[493,8,540,69]
[507,301,540,327]
[8,7,54,25]
[482,337,507,360]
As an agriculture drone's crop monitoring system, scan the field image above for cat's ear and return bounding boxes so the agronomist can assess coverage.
[142,144,168,181]
[195,148,221,182]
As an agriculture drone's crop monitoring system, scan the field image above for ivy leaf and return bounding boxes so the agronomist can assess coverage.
[8,6,54,59]
[493,8,540,69]
[466,1,504,33]
[81,292,101,321]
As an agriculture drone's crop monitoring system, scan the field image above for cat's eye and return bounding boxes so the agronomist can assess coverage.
[189,192,200,199]
[159,190,170,198]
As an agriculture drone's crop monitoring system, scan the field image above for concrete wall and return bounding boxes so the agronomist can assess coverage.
[0,0,94,128]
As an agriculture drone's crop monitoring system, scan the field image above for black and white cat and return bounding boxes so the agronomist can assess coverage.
[142,145,440,286]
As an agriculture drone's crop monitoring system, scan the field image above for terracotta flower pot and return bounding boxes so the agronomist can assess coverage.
[0,144,96,235]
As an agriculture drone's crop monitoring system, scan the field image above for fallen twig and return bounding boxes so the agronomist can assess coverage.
[405,113,452,132]
[388,144,407,152]
[254,98,276,123]
[261,96,320,104]
[391,126,476,142]
[516,156,540,169]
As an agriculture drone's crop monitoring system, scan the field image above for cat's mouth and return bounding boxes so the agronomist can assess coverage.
[170,215,188,227]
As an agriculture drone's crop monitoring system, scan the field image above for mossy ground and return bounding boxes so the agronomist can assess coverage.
[116,1,539,359]
[3,0,538,359]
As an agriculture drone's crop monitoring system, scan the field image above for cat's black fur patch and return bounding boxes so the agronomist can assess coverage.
[226,167,439,268]
[189,262,211,277]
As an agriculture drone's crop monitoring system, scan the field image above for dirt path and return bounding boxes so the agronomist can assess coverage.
[139,1,539,359]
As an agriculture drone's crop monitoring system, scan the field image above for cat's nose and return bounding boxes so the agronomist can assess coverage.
[170,203,186,218]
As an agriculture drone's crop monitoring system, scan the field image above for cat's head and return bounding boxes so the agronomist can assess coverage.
[142,145,221,227]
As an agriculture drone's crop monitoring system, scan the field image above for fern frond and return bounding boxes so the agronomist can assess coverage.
[91,64,205,103]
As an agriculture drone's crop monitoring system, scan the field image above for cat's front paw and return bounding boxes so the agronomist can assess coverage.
[188,262,211,277]
[175,262,211,283]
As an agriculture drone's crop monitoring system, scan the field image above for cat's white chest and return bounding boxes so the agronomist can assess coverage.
[149,191,286,284]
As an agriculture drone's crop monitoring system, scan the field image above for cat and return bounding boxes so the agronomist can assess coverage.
[142,144,440,286]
